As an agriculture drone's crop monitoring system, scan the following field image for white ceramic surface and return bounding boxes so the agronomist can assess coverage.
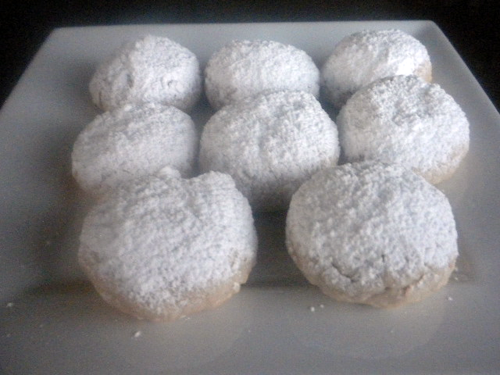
[1,21,499,374]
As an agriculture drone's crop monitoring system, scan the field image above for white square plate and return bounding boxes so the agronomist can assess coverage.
[1,21,500,374]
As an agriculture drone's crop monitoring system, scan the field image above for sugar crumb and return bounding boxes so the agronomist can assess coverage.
[132,331,142,338]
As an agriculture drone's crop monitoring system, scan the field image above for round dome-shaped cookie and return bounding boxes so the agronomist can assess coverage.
[78,172,258,322]
[337,75,469,184]
[199,90,340,212]
[321,29,432,109]
[89,35,202,112]
[204,39,320,110]
[286,161,458,308]
[72,103,198,195]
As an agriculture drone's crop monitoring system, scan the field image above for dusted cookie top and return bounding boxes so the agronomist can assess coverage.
[79,172,258,322]
[71,103,198,195]
[337,75,469,184]
[286,161,458,308]
[199,90,340,211]
[204,39,319,110]
[321,29,431,108]
[89,35,202,112]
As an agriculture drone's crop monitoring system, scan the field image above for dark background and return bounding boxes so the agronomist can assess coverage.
[0,0,499,110]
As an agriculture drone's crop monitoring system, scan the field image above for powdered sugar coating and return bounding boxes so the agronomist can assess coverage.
[78,172,258,322]
[286,161,458,308]
[321,29,432,108]
[71,103,198,195]
[337,75,470,184]
[199,90,340,211]
[89,35,202,112]
[204,40,320,110]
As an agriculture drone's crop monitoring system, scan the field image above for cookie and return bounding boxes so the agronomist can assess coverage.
[205,39,319,110]
[71,103,198,195]
[321,29,431,109]
[337,75,470,184]
[89,35,202,112]
[286,161,458,308]
[78,172,258,321]
[199,90,340,211]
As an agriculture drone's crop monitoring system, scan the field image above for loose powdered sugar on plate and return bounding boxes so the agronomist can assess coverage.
[3,21,499,375]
